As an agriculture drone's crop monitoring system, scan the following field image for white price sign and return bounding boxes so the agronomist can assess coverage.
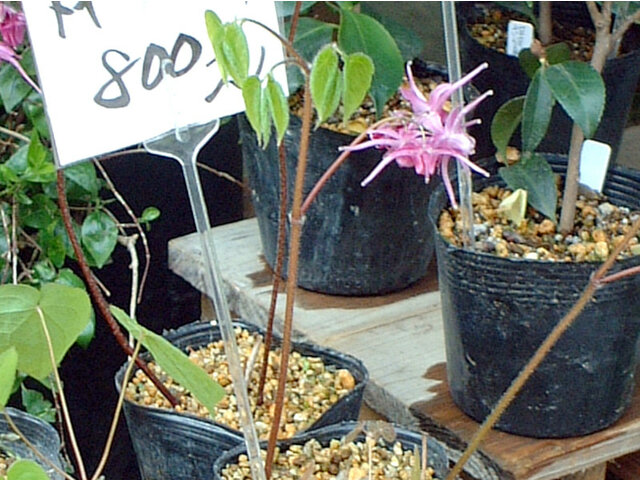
[23,1,286,166]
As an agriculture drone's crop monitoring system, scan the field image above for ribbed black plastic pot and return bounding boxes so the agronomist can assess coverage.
[115,320,369,480]
[240,61,455,296]
[428,154,640,437]
[456,2,640,163]
[213,421,450,479]
[0,407,64,480]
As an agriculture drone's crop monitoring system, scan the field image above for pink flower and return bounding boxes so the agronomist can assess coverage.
[0,42,40,94]
[343,62,493,208]
[0,4,25,49]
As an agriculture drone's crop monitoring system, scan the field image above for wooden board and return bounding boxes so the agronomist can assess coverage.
[168,218,640,480]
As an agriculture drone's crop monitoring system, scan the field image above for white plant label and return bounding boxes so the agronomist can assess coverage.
[506,20,534,57]
[22,1,286,167]
[580,139,611,192]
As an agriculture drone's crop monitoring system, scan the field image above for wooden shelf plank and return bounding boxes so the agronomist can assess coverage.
[168,218,640,480]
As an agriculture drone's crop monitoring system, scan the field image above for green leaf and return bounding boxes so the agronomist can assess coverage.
[242,75,265,145]
[222,23,250,87]
[542,61,605,138]
[310,45,342,126]
[5,144,28,176]
[21,386,56,423]
[522,69,554,153]
[266,74,289,146]
[0,62,32,112]
[287,17,336,92]
[546,43,572,65]
[0,283,91,381]
[20,194,59,229]
[81,210,117,268]
[111,306,226,416]
[205,10,230,82]
[7,459,49,480]
[338,9,403,116]
[64,162,100,198]
[361,5,424,62]
[39,225,66,269]
[278,2,316,17]
[33,262,56,283]
[140,206,161,223]
[491,96,524,157]
[24,133,55,184]
[499,153,558,221]
[0,347,18,408]
[342,52,374,123]
[23,91,49,140]
[518,49,541,79]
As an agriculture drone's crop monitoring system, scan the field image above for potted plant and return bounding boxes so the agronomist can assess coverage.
[422,1,640,439]
[240,1,441,296]
[456,1,640,163]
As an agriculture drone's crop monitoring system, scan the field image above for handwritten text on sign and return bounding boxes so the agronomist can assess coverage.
[23,1,286,166]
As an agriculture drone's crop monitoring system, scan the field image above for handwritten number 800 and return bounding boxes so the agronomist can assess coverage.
[94,33,202,109]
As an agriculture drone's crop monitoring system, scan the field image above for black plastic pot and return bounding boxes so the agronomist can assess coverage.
[115,320,369,480]
[428,154,640,437]
[0,407,64,480]
[213,420,451,479]
[456,2,640,163]
[240,61,458,296]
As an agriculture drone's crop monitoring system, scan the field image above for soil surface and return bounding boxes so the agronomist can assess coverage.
[439,183,640,262]
[125,326,356,440]
[220,429,437,480]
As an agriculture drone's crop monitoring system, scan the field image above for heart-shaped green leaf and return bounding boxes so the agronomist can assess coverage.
[287,17,336,92]
[0,284,91,381]
[499,153,558,221]
[222,22,249,87]
[338,9,403,116]
[342,52,374,123]
[7,459,49,480]
[111,307,225,416]
[205,10,230,82]
[242,75,264,144]
[522,69,554,153]
[81,210,117,268]
[542,61,605,138]
[310,45,342,126]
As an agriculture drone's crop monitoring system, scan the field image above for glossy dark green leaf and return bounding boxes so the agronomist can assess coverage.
[0,283,91,381]
[342,53,374,123]
[81,210,118,268]
[64,162,100,198]
[499,153,558,221]
[33,261,56,283]
[20,194,58,229]
[361,5,424,62]
[491,96,524,156]
[242,75,265,145]
[204,10,230,82]
[542,61,605,138]
[518,43,572,79]
[39,228,66,268]
[7,459,49,480]
[0,347,18,408]
[21,386,56,423]
[266,74,289,145]
[23,91,49,140]
[74,313,95,349]
[5,144,28,175]
[338,9,403,116]
[522,69,554,153]
[222,23,249,87]
[310,45,342,126]
[0,62,32,112]
[111,306,226,416]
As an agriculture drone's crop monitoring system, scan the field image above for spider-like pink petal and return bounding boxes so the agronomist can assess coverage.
[0,5,25,49]
[344,63,492,207]
[0,42,41,94]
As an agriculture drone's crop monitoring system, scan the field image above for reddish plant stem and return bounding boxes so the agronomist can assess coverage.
[445,214,640,480]
[257,0,302,407]
[264,79,313,480]
[257,141,288,405]
[56,170,178,407]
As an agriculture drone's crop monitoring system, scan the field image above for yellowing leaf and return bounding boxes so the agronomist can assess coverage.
[497,189,528,225]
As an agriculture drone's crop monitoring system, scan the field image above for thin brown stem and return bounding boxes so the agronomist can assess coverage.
[196,161,248,192]
[264,78,313,480]
[55,170,178,407]
[258,142,288,405]
[288,2,303,43]
[445,214,640,480]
